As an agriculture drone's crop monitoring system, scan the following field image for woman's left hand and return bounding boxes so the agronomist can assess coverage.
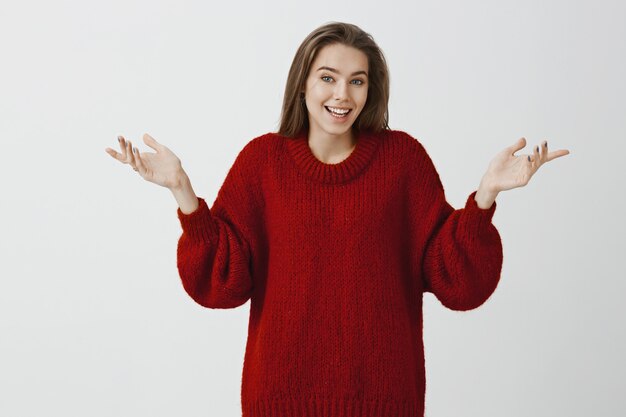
[480,137,570,194]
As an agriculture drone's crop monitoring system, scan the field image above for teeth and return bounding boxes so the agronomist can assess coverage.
[327,106,350,115]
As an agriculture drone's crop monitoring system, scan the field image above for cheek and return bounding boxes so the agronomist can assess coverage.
[306,84,325,101]
[307,79,324,92]
[356,91,368,109]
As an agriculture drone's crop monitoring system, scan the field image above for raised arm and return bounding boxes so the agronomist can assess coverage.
[106,133,266,309]
[408,140,503,311]
[174,140,266,309]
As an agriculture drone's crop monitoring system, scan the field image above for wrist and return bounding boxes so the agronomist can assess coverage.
[475,176,499,209]
[169,171,191,192]
[478,175,499,195]
[170,174,199,215]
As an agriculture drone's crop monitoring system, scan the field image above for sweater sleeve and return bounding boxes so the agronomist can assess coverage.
[175,140,265,309]
[408,140,503,311]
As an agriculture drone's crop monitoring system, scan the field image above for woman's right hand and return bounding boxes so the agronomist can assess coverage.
[105,133,187,189]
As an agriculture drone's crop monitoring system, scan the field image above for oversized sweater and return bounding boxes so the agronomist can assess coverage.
[176,128,503,417]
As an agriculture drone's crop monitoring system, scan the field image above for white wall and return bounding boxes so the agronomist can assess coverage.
[1,0,623,416]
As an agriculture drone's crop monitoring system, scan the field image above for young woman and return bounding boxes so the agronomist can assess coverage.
[106,21,569,417]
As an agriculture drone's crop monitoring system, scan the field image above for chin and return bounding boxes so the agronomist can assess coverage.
[325,125,353,135]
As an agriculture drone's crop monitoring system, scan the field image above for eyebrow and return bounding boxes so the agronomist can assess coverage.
[317,66,368,77]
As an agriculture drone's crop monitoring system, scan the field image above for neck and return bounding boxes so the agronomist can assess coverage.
[307,127,357,164]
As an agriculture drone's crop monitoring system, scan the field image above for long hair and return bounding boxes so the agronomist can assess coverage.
[277,22,391,137]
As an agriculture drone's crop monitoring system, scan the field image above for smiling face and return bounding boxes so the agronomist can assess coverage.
[302,43,369,141]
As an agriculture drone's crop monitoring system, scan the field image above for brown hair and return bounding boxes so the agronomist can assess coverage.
[277,21,391,137]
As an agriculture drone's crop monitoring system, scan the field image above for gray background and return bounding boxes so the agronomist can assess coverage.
[1,0,624,416]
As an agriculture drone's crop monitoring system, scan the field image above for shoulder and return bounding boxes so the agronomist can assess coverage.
[239,131,293,159]
[381,129,443,186]
[229,132,280,170]
[374,128,432,160]
[238,132,275,156]
[376,128,423,147]
[218,134,275,206]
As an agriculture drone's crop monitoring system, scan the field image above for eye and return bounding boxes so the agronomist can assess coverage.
[321,75,365,85]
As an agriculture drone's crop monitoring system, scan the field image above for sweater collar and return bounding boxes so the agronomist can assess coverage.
[285,128,380,185]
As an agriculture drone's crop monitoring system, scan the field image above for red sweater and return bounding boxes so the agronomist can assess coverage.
[176,128,503,417]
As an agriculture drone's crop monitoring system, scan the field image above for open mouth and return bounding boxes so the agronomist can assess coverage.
[325,106,352,119]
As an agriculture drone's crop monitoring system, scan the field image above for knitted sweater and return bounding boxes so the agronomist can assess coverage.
[176,128,503,417]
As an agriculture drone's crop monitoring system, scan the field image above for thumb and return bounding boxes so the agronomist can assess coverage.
[143,133,162,151]
[506,137,526,155]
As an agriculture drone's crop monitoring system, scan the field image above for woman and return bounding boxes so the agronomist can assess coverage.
[105,21,569,417]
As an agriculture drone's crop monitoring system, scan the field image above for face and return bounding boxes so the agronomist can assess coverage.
[302,43,369,140]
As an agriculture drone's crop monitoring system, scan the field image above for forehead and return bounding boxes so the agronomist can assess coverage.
[311,43,368,70]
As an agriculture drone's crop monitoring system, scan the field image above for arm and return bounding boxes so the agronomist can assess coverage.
[171,175,200,214]
[409,141,503,311]
[174,140,265,309]
[412,134,569,310]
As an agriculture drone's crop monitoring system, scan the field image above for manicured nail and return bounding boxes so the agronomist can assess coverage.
[118,136,121,142]
[545,141,548,147]
[133,147,137,153]
[527,156,531,161]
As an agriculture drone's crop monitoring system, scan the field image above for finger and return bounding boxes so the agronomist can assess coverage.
[118,136,128,159]
[545,149,570,162]
[521,154,533,184]
[133,146,145,173]
[143,133,162,152]
[541,140,548,163]
[508,137,527,155]
[105,147,125,161]
[126,139,136,166]
[533,143,540,165]
[525,150,539,173]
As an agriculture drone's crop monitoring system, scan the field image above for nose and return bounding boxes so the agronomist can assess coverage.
[333,80,349,101]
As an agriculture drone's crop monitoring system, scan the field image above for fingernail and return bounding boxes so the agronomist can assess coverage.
[133,147,137,153]
[118,136,121,142]
[536,146,539,152]
[528,156,531,161]
[545,141,548,147]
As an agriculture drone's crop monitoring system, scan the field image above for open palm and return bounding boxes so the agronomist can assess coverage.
[105,133,185,189]
[484,137,570,192]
